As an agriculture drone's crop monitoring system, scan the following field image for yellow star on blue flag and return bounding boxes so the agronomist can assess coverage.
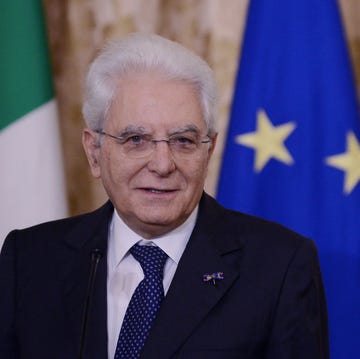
[326,132,360,194]
[235,109,296,172]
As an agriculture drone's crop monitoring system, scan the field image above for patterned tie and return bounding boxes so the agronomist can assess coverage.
[114,243,168,359]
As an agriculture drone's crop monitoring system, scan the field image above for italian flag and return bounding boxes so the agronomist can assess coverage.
[0,1,67,247]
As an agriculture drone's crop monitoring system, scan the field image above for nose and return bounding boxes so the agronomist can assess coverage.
[146,141,176,176]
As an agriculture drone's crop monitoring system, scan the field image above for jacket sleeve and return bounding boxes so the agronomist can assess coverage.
[265,238,329,359]
[0,231,19,359]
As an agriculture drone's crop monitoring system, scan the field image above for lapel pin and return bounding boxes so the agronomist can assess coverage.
[203,272,224,285]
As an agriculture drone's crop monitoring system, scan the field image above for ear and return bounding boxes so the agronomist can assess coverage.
[82,128,101,178]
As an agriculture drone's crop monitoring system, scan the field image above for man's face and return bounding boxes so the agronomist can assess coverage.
[83,71,216,238]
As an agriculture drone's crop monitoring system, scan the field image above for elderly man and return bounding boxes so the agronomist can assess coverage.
[0,34,328,358]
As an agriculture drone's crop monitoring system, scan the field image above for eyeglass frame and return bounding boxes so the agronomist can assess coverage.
[94,129,212,159]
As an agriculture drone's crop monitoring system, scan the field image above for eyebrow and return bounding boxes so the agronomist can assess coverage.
[168,125,202,137]
[117,126,148,137]
[116,124,203,137]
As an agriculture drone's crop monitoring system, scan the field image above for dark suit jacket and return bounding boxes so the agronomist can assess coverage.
[0,193,328,358]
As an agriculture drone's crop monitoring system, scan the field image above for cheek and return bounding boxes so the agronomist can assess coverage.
[99,152,128,188]
[181,158,209,187]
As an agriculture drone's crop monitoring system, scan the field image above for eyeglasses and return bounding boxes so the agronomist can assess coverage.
[95,129,211,159]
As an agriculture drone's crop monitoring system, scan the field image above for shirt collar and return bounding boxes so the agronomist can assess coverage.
[108,207,198,270]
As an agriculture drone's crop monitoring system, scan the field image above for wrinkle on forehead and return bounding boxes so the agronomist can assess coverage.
[105,71,207,134]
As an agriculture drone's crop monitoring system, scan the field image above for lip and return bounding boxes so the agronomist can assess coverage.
[137,187,179,197]
[140,187,177,193]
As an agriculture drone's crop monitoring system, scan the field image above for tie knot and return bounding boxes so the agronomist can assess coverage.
[130,243,168,277]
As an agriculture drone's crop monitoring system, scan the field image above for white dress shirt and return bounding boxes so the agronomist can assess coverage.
[107,207,198,359]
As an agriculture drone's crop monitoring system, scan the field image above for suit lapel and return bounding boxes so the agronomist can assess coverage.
[55,201,113,358]
[53,195,243,358]
[142,194,244,358]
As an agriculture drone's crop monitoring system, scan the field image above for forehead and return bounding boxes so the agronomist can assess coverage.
[106,71,207,132]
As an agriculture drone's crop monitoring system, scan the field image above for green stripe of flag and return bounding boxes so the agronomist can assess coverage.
[0,0,53,130]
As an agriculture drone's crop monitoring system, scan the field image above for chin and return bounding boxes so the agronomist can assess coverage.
[137,208,187,226]
[139,213,178,226]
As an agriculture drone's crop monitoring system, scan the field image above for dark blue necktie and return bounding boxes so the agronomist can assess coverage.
[114,243,168,359]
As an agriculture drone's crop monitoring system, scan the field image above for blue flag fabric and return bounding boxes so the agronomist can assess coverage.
[217,1,360,358]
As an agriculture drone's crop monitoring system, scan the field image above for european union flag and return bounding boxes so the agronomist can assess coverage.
[217,1,360,358]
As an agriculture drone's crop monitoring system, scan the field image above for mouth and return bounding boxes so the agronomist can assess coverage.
[141,188,177,194]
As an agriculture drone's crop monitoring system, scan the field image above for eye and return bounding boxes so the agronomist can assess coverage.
[172,135,196,145]
[125,135,145,144]
[175,136,194,145]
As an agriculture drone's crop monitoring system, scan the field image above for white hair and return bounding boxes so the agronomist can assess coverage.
[82,33,218,135]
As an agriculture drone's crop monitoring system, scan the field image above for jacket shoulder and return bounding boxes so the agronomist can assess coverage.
[2,201,113,249]
[202,194,317,259]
